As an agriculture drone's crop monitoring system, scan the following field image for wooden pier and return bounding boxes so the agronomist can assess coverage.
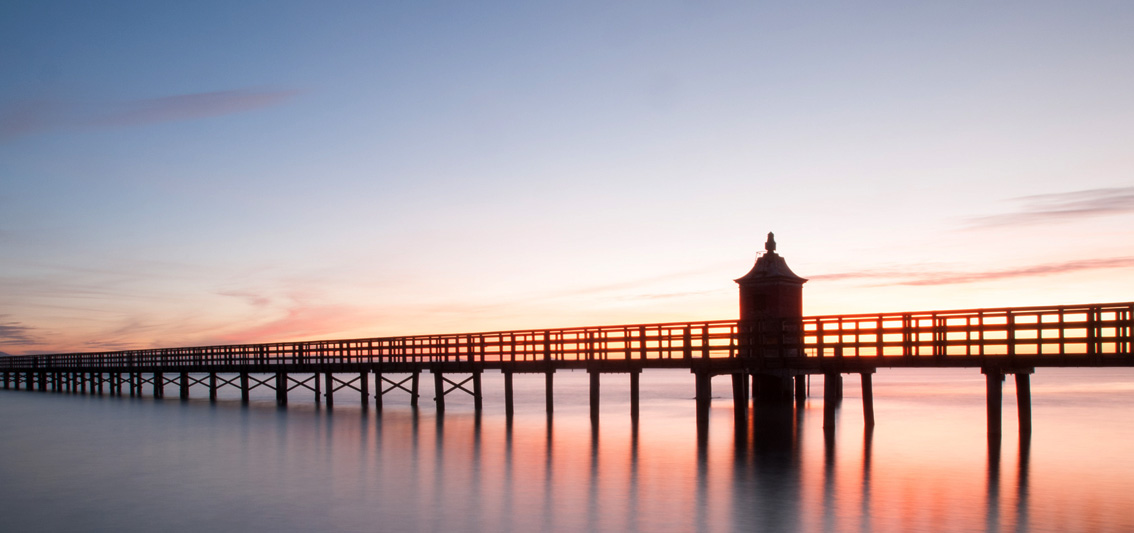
[2,235,1132,435]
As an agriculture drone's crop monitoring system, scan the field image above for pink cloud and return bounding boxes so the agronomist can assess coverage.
[89,89,299,127]
[0,89,298,140]
[211,303,383,345]
[812,256,1134,287]
[969,187,1134,227]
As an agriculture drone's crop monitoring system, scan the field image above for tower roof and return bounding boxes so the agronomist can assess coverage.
[735,232,808,285]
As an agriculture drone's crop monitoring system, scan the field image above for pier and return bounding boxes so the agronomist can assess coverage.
[2,234,1132,435]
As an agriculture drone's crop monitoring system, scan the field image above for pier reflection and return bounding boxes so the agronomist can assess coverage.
[361,385,1041,532]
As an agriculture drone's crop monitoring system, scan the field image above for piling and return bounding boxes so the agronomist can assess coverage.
[589,371,600,422]
[545,371,554,414]
[824,373,843,401]
[695,371,711,424]
[630,371,640,422]
[324,372,334,408]
[360,371,369,409]
[473,371,482,412]
[504,371,514,417]
[1016,370,1033,435]
[276,372,287,406]
[374,371,383,410]
[984,368,1003,436]
[180,372,190,400]
[732,372,748,424]
[410,371,420,408]
[861,372,875,428]
[434,371,445,412]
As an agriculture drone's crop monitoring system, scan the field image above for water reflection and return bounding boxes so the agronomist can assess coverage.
[5,368,1134,531]
[1017,432,1031,532]
[988,434,1002,532]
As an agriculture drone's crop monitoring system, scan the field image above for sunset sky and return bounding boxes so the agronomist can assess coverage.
[2,2,1133,355]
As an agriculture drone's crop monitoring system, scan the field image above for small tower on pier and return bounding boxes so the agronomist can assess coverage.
[735,232,808,401]
[735,232,807,321]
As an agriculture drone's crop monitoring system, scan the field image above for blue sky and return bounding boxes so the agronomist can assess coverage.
[2,1,1133,354]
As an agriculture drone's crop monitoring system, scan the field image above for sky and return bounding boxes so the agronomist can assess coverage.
[2,1,1133,355]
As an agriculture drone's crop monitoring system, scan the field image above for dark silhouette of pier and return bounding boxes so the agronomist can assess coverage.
[2,234,1132,435]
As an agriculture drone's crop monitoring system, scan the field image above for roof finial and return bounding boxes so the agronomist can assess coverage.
[765,232,776,253]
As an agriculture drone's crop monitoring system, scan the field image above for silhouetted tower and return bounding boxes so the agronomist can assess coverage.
[735,232,808,401]
[735,232,807,322]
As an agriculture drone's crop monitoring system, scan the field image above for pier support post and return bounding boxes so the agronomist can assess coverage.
[324,372,334,408]
[695,371,711,424]
[795,374,806,403]
[39,372,48,392]
[434,371,445,412]
[209,373,217,401]
[1016,370,1034,435]
[153,372,164,398]
[984,368,1003,436]
[504,371,514,417]
[95,373,103,395]
[314,372,321,404]
[824,373,843,401]
[823,373,840,431]
[545,371,554,414]
[240,372,250,403]
[732,372,748,424]
[374,371,383,410]
[360,371,369,409]
[180,372,190,400]
[861,371,875,428]
[589,371,600,422]
[276,372,287,406]
[473,371,482,412]
[2,371,7,390]
[411,371,420,408]
[630,371,640,422]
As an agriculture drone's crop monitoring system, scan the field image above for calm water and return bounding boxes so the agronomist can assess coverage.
[2,368,1133,532]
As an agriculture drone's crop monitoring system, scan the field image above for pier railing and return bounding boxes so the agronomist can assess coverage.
[1,302,1131,371]
[806,302,1134,365]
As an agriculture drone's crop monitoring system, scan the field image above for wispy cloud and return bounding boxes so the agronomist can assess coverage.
[0,316,41,347]
[812,256,1134,286]
[212,302,380,344]
[0,89,298,140]
[970,187,1134,227]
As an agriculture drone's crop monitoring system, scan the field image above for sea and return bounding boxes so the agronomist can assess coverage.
[1,367,1133,532]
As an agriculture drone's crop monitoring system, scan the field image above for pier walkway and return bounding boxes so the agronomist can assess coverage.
[3,235,1131,435]
[2,301,1130,434]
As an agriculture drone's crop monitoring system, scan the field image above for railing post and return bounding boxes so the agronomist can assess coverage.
[683,327,692,360]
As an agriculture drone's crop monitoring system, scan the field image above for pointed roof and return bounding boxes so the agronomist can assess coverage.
[735,232,808,285]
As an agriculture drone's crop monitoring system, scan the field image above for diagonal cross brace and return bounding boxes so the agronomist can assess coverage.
[246,374,275,391]
[213,374,241,388]
[380,375,415,396]
[440,375,477,398]
[287,374,317,393]
[330,375,363,394]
